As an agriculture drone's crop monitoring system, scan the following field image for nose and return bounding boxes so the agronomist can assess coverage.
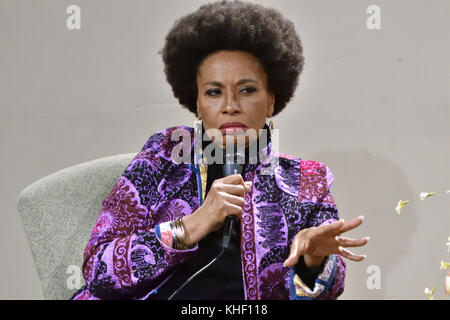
[222,90,240,115]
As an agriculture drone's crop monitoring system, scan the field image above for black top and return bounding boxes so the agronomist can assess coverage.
[148,128,324,299]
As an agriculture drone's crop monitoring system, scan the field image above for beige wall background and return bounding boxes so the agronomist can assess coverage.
[1,0,448,299]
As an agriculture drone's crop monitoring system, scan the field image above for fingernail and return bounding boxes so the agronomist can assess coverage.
[284,256,293,266]
[360,215,365,220]
[365,236,370,241]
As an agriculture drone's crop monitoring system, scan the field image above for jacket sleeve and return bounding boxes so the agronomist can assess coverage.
[72,132,199,300]
[290,163,346,300]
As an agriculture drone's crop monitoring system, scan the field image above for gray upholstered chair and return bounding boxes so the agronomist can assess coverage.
[17,153,137,300]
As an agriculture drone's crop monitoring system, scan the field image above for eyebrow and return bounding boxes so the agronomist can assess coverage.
[202,78,258,87]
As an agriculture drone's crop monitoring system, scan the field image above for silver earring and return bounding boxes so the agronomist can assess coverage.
[266,116,274,136]
[194,119,202,138]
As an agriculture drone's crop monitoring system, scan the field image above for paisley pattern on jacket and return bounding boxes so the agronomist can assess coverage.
[70,126,346,300]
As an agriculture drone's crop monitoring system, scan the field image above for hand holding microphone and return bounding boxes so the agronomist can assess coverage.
[168,152,251,300]
[181,153,252,248]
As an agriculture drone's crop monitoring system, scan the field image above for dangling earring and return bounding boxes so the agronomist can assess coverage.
[266,116,274,136]
[194,118,202,138]
[195,104,202,141]
[194,118,203,159]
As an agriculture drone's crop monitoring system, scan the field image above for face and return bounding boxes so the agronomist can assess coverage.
[196,50,275,148]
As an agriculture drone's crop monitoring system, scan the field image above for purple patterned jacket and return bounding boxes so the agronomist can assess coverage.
[71,126,346,300]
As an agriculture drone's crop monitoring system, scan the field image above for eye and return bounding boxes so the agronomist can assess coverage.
[240,86,257,94]
[205,88,221,96]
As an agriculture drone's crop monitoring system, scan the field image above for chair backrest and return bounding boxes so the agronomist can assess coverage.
[17,153,137,300]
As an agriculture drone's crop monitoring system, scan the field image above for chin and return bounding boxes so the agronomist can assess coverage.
[222,134,249,149]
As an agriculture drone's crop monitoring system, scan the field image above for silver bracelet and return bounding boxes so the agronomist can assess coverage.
[170,218,190,250]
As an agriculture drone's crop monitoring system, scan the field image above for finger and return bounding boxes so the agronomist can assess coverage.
[219,192,245,207]
[283,238,305,267]
[337,246,367,262]
[223,201,244,219]
[336,236,370,248]
[222,181,252,194]
[222,174,245,185]
[216,183,246,196]
[316,220,345,236]
[336,216,364,235]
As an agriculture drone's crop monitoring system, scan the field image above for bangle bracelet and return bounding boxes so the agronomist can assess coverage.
[170,218,190,250]
[178,218,190,248]
[177,218,190,249]
[169,220,180,250]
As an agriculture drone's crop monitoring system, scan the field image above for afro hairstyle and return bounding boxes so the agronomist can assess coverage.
[159,0,304,116]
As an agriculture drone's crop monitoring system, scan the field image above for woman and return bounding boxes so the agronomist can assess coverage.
[71,0,368,300]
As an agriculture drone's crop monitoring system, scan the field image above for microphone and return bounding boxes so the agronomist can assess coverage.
[166,151,245,300]
[222,152,244,249]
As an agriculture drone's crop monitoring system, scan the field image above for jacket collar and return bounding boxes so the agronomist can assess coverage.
[191,123,275,174]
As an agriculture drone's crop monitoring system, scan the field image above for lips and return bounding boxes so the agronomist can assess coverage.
[219,122,248,134]
[220,122,247,129]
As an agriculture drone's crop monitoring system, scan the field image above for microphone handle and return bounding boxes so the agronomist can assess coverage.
[222,216,234,249]
[221,161,244,249]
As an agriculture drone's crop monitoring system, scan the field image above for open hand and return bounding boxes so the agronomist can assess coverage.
[283,216,369,268]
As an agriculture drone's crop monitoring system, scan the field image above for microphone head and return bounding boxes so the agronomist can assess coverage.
[223,152,245,176]
[224,152,244,164]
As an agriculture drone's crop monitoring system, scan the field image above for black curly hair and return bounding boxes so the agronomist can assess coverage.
[159,0,304,117]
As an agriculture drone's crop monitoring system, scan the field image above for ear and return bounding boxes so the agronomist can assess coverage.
[196,100,202,120]
[267,92,275,117]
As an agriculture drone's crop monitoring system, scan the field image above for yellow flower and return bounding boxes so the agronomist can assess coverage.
[440,261,450,270]
[395,200,410,214]
[424,287,435,300]
[419,192,437,200]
